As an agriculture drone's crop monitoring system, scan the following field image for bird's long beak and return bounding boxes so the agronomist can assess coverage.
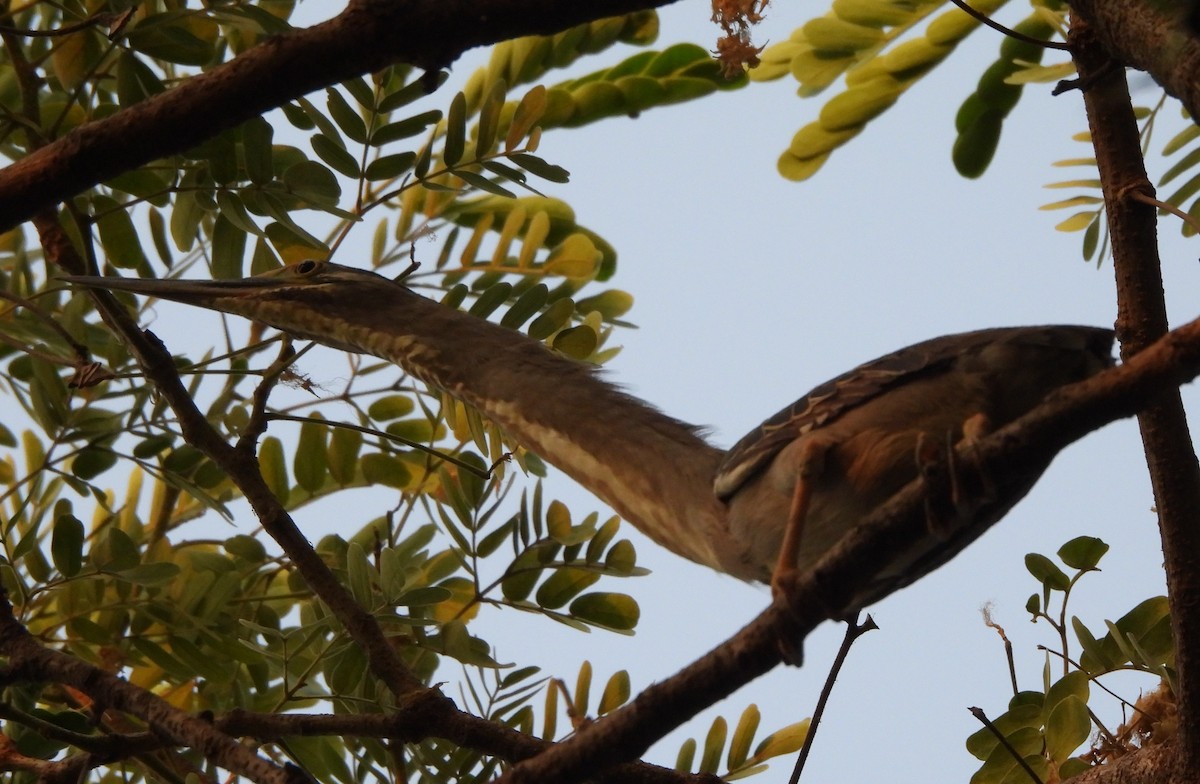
[61,274,282,308]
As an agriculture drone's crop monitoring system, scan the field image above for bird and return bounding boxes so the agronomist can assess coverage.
[65,260,1115,611]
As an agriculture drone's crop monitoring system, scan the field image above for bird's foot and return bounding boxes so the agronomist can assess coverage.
[770,568,808,666]
[916,413,994,537]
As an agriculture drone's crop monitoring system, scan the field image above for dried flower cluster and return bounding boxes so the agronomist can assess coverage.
[711,0,769,78]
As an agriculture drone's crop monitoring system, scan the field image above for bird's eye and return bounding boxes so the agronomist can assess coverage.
[295,259,320,275]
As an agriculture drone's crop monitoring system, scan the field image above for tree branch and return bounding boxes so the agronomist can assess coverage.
[1067,0,1200,122]
[0,596,299,784]
[1070,10,1200,773]
[494,314,1200,784]
[36,179,708,784]
[0,0,677,233]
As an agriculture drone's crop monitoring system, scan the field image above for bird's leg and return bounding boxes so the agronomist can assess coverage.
[771,436,835,604]
[918,412,993,537]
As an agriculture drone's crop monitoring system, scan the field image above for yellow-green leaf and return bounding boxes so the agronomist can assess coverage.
[569,592,639,631]
[294,416,328,493]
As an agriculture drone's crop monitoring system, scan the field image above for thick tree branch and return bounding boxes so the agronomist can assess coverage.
[0,596,299,784]
[37,196,705,784]
[1071,11,1200,774]
[1068,0,1200,121]
[0,0,677,233]
[495,315,1200,784]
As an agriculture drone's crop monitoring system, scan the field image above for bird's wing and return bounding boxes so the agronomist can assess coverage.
[711,326,1110,500]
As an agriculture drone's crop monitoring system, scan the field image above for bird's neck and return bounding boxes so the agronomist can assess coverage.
[350,287,747,575]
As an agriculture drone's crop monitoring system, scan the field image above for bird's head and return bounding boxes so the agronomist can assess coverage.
[64,260,409,353]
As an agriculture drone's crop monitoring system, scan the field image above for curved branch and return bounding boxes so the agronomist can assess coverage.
[494,314,1200,784]
[0,0,677,233]
[0,597,298,784]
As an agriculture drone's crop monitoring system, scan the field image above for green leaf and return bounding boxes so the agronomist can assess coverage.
[413,140,434,179]
[536,567,599,609]
[477,79,506,155]
[241,117,275,184]
[294,416,328,493]
[115,51,166,106]
[51,514,84,577]
[820,76,901,131]
[308,136,360,181]
[509,153,570,183]
[506,86,548,152]
[117,562,182,586]
[752,720,809,759]
[216,191,263,237]
[126,12,215,66]
[94,196,150,270]
[728,704,760,770]
[368,395,416,421]
[576,289,633,319]
[211,213,247,280]
[528,297,575,340]
[93,528,140,572]
[804,16,884,52]
[326,88,368,144]
[597,669,630,715]
[676,738,697,773]
[371,110,444,146]
[444,92,467,166]
[700,715,727,774]
[1024,553,1070,591]
[397,586,452,606]
[365,152,417,180]
[327,426,362,485]
[1045,695,1090,761]
[569,592,639,631]
[360,453,412,489]
[468,282,513,318]
[457,170,516,198]
[258,436,290,501]
[1072,616,1113,673]
[379,72,448,112]
[225,535,267,562]
[604,540,637,575]
[1058,536,1109,571]
[278,159,340,207]
[501,284,549,328]
[72,447,117,480]
[347,541,375,606]
[553,325,597,359]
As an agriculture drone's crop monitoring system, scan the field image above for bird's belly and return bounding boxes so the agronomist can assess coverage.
[723,418,959,581]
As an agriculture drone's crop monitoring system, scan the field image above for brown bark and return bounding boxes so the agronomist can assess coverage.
[1071,11,1200,779]
[1068,0,1200,121]
[494,315,1200,783]
[0,0,677,233]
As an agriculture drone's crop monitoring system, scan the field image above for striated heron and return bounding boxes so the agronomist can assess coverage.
[66,261,1115,610]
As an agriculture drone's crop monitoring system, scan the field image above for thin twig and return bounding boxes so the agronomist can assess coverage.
[946,0,1069,51]
[968,707,1044,783]
[0,285,92,361]
[982,604,1020,696]
[786,613,877,784]
[1128,190,1200,236]
[265,412,493,478]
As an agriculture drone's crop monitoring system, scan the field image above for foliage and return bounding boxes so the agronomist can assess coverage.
[0,0,1191,782]
[0,3,781,782]
[967,536,1175,784]
[1040,101,1200,263]
[751,0,1058,180]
